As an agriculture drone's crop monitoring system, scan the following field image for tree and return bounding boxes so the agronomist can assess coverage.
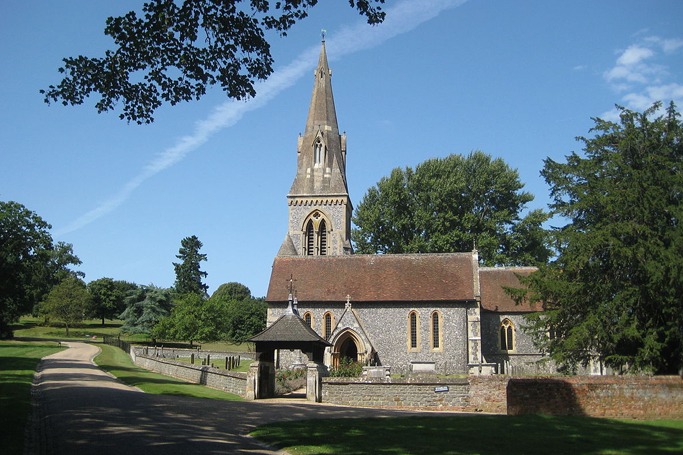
[40,276,91,337]
[0,201,81,338]
[173,235,208,297]
[352,151,551,266]
[155,282,265,343]
[521,103,683,374]
[41,0,387,124]
[211,282,251,301]
[88,278,138,325]
[222,297,267,343]
[119,285,173,335]
[153,292,208,344]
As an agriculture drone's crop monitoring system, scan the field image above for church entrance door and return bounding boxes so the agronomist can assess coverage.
[339,337,358,362]
[331,329,365,368]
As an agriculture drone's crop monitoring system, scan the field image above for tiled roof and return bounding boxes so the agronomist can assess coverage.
[266,253,476,303]
[250,313,330,344]
[479,267,542,313]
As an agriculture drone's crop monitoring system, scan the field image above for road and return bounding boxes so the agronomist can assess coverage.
[25,342,454,454]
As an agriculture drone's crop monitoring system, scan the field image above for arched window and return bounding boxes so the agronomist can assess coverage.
[430,311,442,351]
[407,311,420,351]
[303,312,313,327]
[305,220,315,255]
[318,219,327,255]
[500,319,515,351]
[323,312,333,340]
[302,211,330,256]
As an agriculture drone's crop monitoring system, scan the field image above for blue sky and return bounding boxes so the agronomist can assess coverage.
[2,0,682,298]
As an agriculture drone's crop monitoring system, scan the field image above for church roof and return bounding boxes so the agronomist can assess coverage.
[249,312,331,345]
[479,267,542,313]
[266,253,476,303]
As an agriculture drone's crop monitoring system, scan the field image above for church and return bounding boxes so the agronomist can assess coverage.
[265,39,549,376]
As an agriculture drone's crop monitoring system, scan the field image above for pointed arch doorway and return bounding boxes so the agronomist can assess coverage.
[331,329,367,368]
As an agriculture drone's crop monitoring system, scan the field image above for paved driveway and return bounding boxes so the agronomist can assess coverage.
[26,342,455,454]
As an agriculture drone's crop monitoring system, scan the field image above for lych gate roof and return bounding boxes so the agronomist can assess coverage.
[479,267,542,313]
[250,312,330,345]
[266,253,476,303]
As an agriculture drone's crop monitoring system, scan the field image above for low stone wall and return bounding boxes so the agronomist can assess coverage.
[133,354,247,398]
[506,375,683,419]
[322,377,471,410]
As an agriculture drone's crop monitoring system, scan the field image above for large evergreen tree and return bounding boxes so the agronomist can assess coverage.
[173,235,208,297]
[119,285,173,335]
[352,151,551,266]
[522,103,683,374]
[42,0,387,124]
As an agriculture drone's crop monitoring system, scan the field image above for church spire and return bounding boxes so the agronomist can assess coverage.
[277,38,353,257]
[304,37,339,136]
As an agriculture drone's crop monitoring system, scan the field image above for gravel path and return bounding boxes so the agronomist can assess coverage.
[25,342,454,454]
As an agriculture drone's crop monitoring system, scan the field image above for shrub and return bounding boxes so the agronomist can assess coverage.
[329,357,363,377]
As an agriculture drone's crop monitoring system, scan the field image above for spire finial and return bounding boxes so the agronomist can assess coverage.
[321,29,327,42]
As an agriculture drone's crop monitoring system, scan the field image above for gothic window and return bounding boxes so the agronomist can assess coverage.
[303,312,313,327]
[323,312,334,340]
[303,211,330,256]
[500,319,515,351]
[408,311,420,351]
[318,219,327,255]
[305,220,315,255]
[430,311,442,351]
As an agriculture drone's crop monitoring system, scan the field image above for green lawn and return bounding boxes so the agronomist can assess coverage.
[12,317,134,342]
[0,341,65,454]
[94,344,243,400]
[12,317,254,352]
[250,415,683,455]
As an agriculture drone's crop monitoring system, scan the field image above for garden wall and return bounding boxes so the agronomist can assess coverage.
[320,375,683,419]
[133,354,247,398]
[322,377,471,410]
[506,376,683,419]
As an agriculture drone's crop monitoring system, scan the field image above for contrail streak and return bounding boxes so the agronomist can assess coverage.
[55,0,467,237]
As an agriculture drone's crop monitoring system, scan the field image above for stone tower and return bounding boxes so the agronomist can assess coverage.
[277,39,353,257]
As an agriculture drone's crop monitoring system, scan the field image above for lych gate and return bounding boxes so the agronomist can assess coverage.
[247,300,330,402]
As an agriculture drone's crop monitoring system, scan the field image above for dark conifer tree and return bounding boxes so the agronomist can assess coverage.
[173,235,208,297]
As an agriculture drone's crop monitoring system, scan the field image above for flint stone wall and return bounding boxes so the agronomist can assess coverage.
[322,377,471,409]
[133,353,247,398]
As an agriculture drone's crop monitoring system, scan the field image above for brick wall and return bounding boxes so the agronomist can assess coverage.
[506,376,683,419]
[134,354,247,398]
[468,375,509,414]
[320,375,682,419]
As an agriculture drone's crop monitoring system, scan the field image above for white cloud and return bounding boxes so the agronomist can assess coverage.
[616,44,654,66]
[601,34,683,119]
[55,0,469,236]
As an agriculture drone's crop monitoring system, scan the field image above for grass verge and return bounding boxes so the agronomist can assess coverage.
[0,341,65,454]
[94,344,243,401]
[250,414,683,455]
